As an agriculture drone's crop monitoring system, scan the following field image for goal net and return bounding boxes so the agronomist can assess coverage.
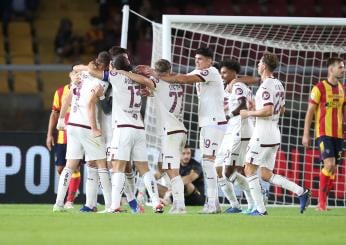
[147,15,346,206]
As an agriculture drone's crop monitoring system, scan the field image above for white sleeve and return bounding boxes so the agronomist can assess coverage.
[258,83,274,107]
[189,69,210,82]
[232,83,246,101]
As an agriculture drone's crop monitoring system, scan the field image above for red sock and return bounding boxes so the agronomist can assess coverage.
[67,174,81,202]
[326,176,334,195]
[318,170,329,209]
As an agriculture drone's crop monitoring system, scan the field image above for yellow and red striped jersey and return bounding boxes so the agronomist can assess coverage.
[52,84,70,144]
[309,80,346,139]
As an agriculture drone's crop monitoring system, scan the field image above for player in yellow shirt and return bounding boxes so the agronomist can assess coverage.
[303,57,345,211]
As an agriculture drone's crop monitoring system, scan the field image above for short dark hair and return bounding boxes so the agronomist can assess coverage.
[195,47,213,59]
[111,55,132,71]
[219,59,241,74]
[262,52,278,72]
[108,46,128,58]
[155,59,171,73]
[94,51,111,69]
[327,57,344,67]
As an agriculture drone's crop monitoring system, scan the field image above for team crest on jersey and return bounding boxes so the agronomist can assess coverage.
[110,70,118,76]
[200,70,209,76]
[235,88,243,95]
[262,91,270,100]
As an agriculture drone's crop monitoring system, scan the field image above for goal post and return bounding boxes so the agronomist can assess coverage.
[120,6,346,206]
[155,15,346,207]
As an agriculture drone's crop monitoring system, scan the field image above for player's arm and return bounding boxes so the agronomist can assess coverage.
[159,74,204,85]
[87,84,104,137]
[73,64,88,72]
[227,76,259,91]
[229,98,247,118]
[302,103,317,148]
[240,104,273,118]
[181,170,200,185]
[116,69,156,90]
[46,110,58,151]
[57,90,72,130]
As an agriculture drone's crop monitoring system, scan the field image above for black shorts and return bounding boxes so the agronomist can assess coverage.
[316,136,343,165]
[184,188,205,206]
[54,143,67,166]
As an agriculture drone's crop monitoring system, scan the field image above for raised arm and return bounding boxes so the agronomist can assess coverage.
[116,69,156,90]
[159,74,203,85]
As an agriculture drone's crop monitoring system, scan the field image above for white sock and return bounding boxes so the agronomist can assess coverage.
[218,177,240,208]
[143,171,160,207]
[124,171,136,202]
[202,159,218,206]
[55,167,72,207]
[247,174,266,213]
[98,168,112,209]
[232,172,255,210]
[85,166,98,208]
[111,172,125,210]
[171,175,185,208]
[161,172,172,190]
[269,174,304,196]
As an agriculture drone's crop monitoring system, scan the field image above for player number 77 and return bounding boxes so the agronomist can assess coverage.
[169,91,183,113]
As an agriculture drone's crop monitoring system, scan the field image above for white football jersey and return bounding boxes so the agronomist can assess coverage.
[152,77,186,135]
[189,66,226,127]
[226,82,254,138]
[69,71,109,127]
[108,71,145,128]
[252,77,285,145]
[98,102,113,144]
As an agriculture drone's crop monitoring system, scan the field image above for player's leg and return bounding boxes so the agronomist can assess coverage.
[124,163,144,213]
[80,161,99,212]
[261,145,310,214]
[316,137,342,211]
[200,125,225,214]
[65,164,81,209]
[110,159,127,212]
[133,129,163,213]
[231,140,255,213]
[162,133,186,214]
[54,160,81,211]
[94,158,112,212]
[108,127,131,212]
[244,139,267,215]
[54,127,84,211]
[217,134,241,213]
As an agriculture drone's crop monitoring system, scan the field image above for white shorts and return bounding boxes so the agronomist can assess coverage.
[110,127,147,162]
[65,125,106,161]
[245,137,280,171]
[162,132,187,170]
[215,132,248,167]
[199,125,226,157]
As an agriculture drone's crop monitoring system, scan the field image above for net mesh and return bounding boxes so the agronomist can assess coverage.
[148,20,346,206]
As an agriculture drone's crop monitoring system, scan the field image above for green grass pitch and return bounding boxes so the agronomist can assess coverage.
[0,204,345,245]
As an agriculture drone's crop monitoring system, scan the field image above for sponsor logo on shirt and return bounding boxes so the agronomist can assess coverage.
[262,91,270,100]
[235,88,243,95]
[200,70,209,76]
[110,70,118,76]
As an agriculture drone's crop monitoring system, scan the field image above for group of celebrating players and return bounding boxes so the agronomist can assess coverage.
[51,45,343,215]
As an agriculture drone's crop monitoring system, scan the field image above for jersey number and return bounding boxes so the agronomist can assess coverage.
[128,85,142,108]
[169,91,183,113]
